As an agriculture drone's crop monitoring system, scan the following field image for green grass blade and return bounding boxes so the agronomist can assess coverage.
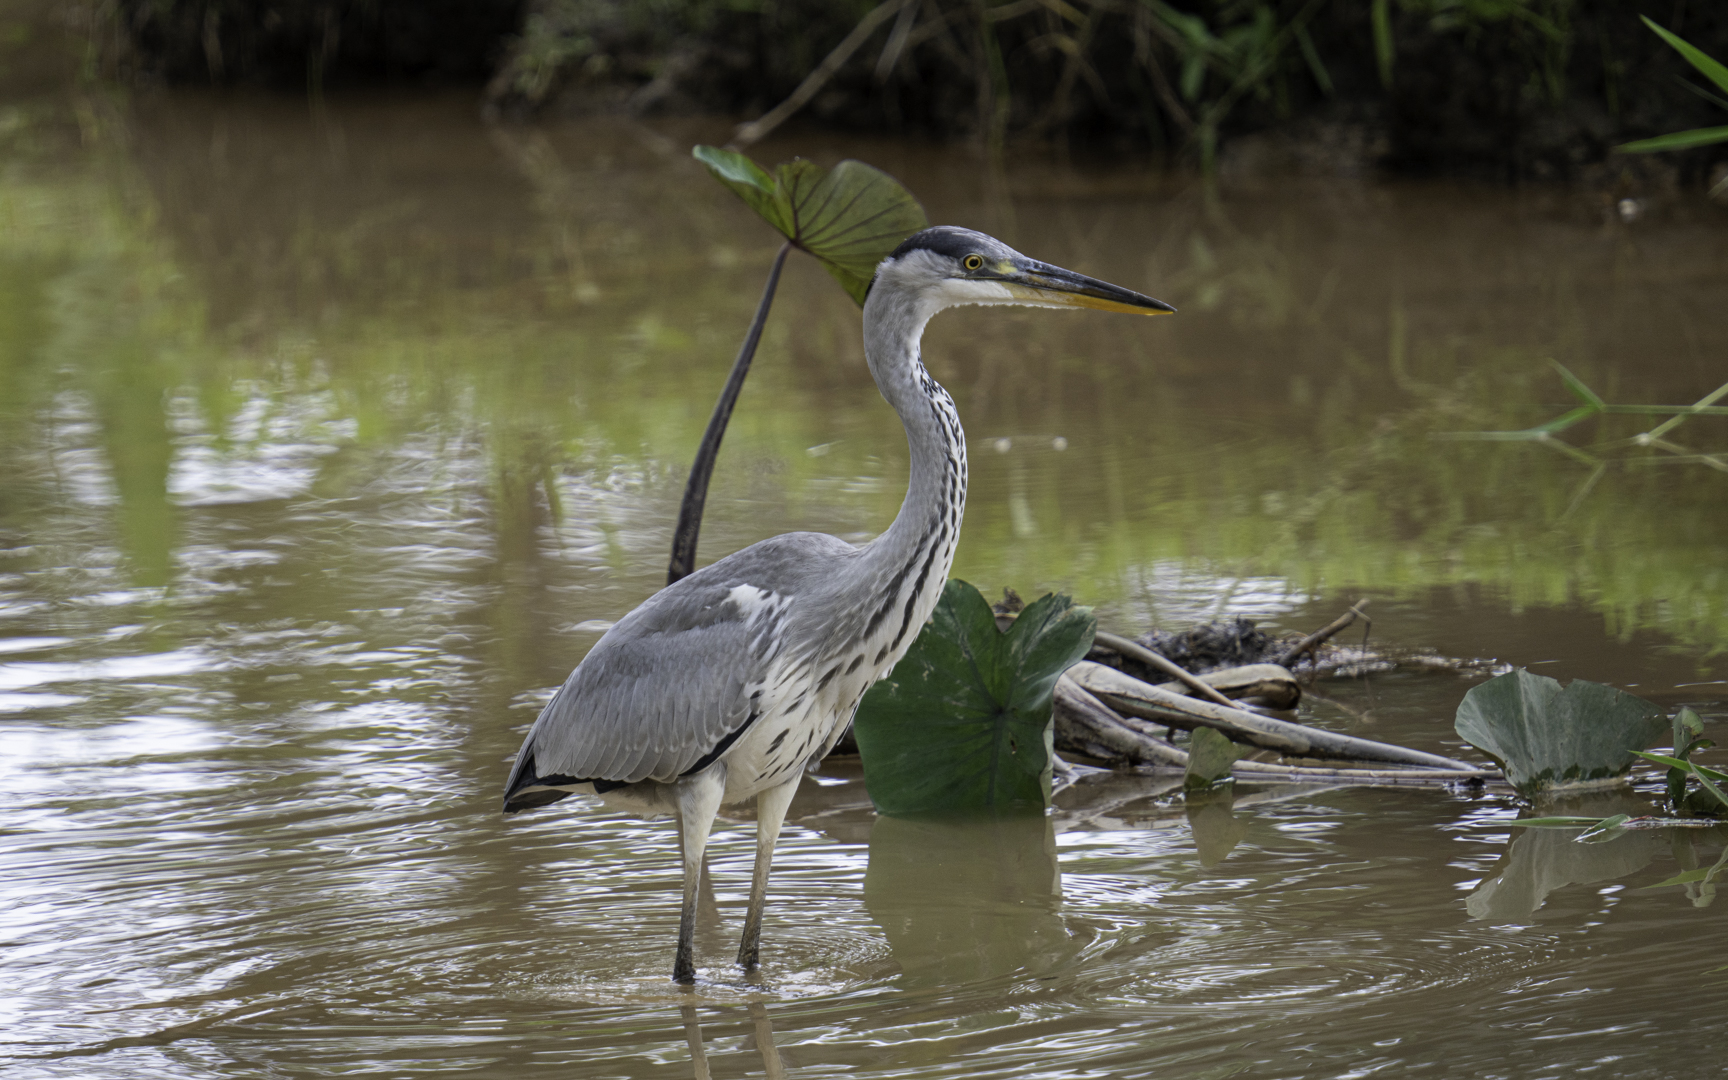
[1508,816,1613,828]
[1577,813,1632,842]
[1549,360,1605,409]
[1642,16,1728,96]
[1636,752,1728,784]
[1617,126,1728,153]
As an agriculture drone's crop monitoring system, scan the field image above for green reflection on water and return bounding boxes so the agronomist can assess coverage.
[2,92,1726,663]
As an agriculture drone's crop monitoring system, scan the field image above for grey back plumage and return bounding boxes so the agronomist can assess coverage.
[507,532,860,789]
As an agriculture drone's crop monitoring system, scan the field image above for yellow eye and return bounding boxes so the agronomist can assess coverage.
[963,254,984,272]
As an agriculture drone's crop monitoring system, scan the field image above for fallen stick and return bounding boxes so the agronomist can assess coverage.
[1054,676,1190,767]
[1093,629,1241,709]
[1277,599,1370,668]
[1055,675,1496,786]
[1066,661,1481,772]
[1229,762,1493,785]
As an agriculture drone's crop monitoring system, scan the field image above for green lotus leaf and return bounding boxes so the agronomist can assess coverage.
[1454,669,1667,799]
[693,145,928,305]
[853,580,1096,815]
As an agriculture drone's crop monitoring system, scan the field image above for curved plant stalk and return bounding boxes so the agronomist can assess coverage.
[666,241,791,584]
[667,147,926,583]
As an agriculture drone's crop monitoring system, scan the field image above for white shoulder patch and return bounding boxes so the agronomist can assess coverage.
[727,584,778,620]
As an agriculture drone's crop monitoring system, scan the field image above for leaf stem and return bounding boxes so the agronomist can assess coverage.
[667,241,794,585]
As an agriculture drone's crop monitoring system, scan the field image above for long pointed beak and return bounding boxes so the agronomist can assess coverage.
[1000,258,1176,315]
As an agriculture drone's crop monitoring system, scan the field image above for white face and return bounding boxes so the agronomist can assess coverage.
[878,248,1079,314]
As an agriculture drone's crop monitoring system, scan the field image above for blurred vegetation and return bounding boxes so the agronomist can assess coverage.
[86,0,1728,183]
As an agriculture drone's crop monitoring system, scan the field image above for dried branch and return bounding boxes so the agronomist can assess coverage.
[1277,598,1370,668]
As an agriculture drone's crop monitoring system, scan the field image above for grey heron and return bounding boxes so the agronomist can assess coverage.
[503,226,1173,983]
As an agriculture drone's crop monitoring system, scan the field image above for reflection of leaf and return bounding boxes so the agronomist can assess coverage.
[854,580,1096,815]
[692,146,928,305]
[1454,669,1666,798]
[1185,789,1248,867]
[1646,845,1728,892]
[1469,795,1663,921]
[863,814,1076,986]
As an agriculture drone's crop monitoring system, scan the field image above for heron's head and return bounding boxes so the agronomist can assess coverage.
[868,225,1175,318]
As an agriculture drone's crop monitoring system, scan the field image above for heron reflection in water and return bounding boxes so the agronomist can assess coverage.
[503,226,1174,982]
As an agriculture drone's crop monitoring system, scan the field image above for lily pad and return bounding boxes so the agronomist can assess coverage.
[853,579,1096,815]
[1454,669,1667,799]
[693,145,929,304]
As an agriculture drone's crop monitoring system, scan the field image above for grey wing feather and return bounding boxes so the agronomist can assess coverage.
[510,532,857,787]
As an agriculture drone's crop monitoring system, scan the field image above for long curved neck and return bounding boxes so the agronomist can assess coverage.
[859,286,968,582]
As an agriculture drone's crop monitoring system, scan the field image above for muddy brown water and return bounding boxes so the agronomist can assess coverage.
[3,91,1727,1078]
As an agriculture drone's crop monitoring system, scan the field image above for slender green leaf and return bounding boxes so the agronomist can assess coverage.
[693,146,927,305]
[1455,669,1667,798]
[1688,760,1728,811]
[1549,360,1605,410]
[1617,126,1728,153]
[1641,16,1728,97]
[1635,752,1728,784]
[1508,816,1616,828]
[1577,813,1633,843]
[1658,708,1711,805]
[853,580,1096,815]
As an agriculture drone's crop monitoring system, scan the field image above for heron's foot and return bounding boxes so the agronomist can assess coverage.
[737,942,760,970]
[674,944,698,984]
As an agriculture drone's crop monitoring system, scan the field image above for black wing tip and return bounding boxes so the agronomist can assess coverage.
[503,787,575,814]
[502,750,632,813]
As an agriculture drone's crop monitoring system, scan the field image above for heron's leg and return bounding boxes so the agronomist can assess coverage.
[695,851,722,929]
[748,1001,787,1080]
[681,1004,713,1080]
[737,774,800,970]
[674,765,727,984]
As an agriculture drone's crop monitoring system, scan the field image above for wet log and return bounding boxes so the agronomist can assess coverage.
[1155,663,1301,710]
[1065,661,1480,772]
[1054,673,1497,787]
[1054,676,1190,768]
